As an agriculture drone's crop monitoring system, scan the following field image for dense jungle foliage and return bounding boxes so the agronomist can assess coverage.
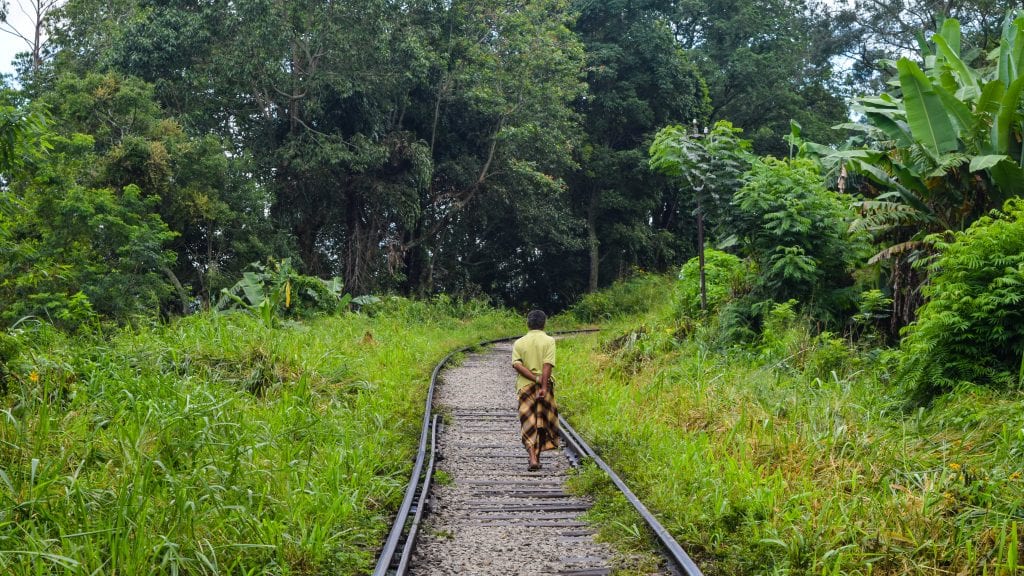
[1,0,1020,330]
[0,0,950,316]
[563,273,1024,575]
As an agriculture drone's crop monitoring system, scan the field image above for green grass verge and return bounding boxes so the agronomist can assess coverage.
[558,288,1024,575]
[0,297,522,575]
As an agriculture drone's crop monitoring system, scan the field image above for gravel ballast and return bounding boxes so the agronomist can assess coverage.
[409,342,619,576]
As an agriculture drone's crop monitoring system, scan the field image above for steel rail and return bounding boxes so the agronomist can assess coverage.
[372,328,703,576]
[559,416,704,576]
[372,334,544,576]
[394,414,440,573]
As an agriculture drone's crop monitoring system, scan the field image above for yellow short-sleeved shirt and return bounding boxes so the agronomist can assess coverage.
[512,329,556,391]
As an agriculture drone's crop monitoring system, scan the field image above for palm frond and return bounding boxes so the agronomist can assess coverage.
[868,240,927,264]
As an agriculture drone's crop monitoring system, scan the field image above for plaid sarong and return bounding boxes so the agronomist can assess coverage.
[518,378,559,452]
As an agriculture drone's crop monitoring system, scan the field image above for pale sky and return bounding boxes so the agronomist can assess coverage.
[0,34,25,77]
[0,0,57,80]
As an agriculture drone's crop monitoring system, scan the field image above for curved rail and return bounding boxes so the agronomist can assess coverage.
[559,416,704,576]
[371,329,703,576]
[371,335,520,576]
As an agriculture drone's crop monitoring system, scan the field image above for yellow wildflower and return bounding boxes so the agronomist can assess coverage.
[1012,471,1022,481]
[28,371,39,383]
[949,462,961,471]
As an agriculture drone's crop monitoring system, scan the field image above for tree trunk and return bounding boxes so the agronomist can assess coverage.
[587,190,600,292]
[697,199,707,312]
[890,253,925,340]
[344,199,362,294]
[160,264,189,316]
[295,217,322,276]
[403,223,429,296]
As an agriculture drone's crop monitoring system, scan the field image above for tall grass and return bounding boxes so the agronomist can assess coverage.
[559,276,1024,575]
[0,297,521,574]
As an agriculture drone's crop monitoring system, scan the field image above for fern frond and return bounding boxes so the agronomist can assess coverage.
[850,200,927,233]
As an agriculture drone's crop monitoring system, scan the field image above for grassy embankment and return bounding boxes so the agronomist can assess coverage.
[560,274,1024,575]
[0,298,523,575]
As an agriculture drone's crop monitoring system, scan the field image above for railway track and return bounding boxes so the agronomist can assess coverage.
[372,334,703,576]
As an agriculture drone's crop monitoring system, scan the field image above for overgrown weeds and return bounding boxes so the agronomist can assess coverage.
[559,306,1024,575]
[0,299,520,575]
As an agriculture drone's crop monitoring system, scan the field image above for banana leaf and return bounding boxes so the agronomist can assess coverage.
[969,154,1010,172]
[240,272,267,306]
[975,82,1006,153]
[989,158,1024,199]
[931,81,974,135]
[938,18,961,58]
[854,105,907,119]
[932,33,980,101]
[857,96,901,108]
[832,122,876,134]
[863,111,913,146]
[898,58,959,158]
[992,75,1024,154]
[868,240,927,265]
[999,15,1024,87]
[977,80,1006,116]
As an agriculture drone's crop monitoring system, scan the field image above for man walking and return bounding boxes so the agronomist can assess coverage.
[512,310,559,471]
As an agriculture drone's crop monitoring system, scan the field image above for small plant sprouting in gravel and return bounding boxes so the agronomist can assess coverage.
[433,469,453,486]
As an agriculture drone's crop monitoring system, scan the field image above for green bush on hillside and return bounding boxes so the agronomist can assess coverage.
[217,259,351,326]
[557,295,1024,575]
[732,157,867,326]
[899,199,1024,400]
[675,249,751,318]
[571,273,673,322]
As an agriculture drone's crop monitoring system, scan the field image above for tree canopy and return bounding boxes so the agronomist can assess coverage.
[0,0,1017,321]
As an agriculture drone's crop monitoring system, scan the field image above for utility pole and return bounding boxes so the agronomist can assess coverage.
[692,120,708,312]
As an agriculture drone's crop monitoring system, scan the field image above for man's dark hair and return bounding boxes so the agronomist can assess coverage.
[527,309,547,330]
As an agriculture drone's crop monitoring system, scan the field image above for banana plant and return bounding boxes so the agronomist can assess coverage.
[833,11,1024,243]
[217,259,351,327]
[820,11,1024,331]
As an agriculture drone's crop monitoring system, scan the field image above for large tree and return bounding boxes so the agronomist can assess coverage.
[0,92,178,326]
[569,0,710,293]
[675,0,858,154]
[46,0,586,304]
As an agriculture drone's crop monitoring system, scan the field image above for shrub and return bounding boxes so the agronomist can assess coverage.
[898,199,1024,401]
[851,289,893,342]
[675,249,751,318]
[217,259,351,326]
[732,157,868,325]
[1,180,176,329]
[571,273,673,323]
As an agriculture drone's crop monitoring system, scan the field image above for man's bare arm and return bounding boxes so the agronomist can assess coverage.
[513,362,538,383]
[539,363,552,397]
